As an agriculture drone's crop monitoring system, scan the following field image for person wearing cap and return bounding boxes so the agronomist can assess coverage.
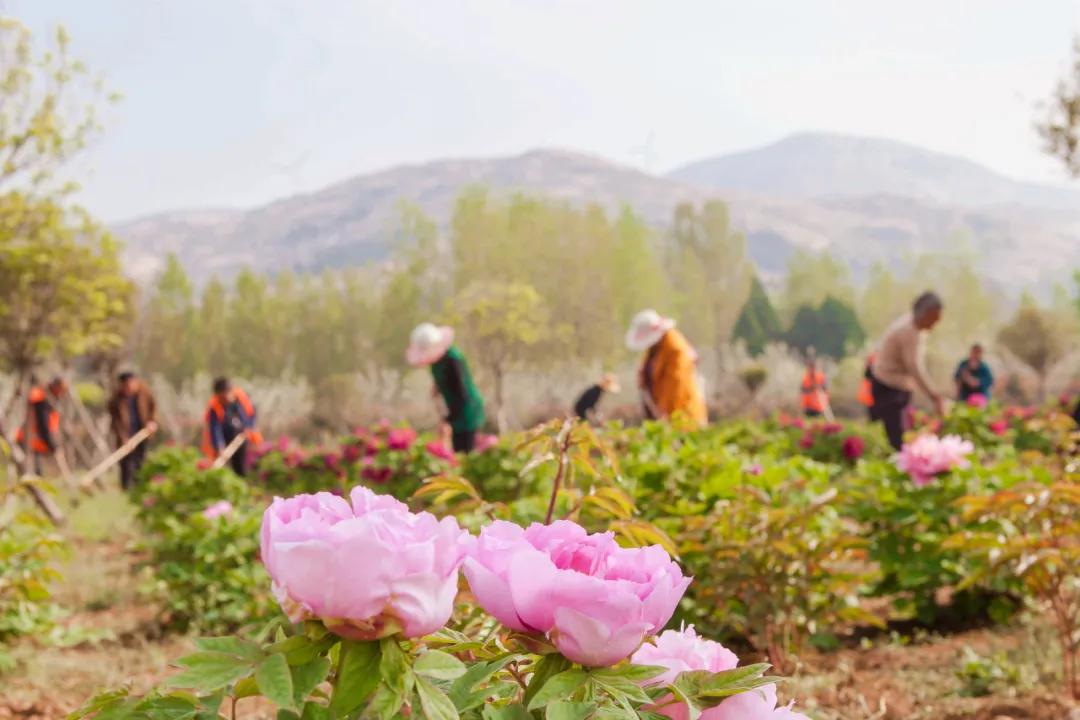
[626,309,707,426]
[407,323,486,453]
[573,373,621,423]
[869,291,946,450]
[202,376,262,477]
[108,371,158,490]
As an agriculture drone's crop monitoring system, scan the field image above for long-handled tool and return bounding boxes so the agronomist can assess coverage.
[79,425,154,490]
[816,389,836,423]
[210,433,247,470]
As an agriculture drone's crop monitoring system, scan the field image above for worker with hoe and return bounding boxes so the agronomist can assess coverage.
[407,322,486,454]
[107,371,158,490]
[868,292,946,450]
[202,376,262,476]
[626,309,707,427]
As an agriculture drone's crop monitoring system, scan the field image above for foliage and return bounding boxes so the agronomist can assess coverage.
[733,275,782,356]
[950,482,1080,699]
[784,295,865,359]
[780,249,855,323]
[997,301,1068,396]
[1038,37,1080,178]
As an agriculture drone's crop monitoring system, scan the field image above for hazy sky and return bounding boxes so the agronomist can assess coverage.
[9,0,1080,221]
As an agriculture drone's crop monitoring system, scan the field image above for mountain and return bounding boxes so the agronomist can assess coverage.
[114,135,1080,293]
[668,132,1080,210]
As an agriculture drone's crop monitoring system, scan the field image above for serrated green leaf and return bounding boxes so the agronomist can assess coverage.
[291,658,331,705]
[415,649,467,681]
[194,637,263,661]
[448,656,518,712]
[168,652,254,692]
[257,653,296,710]
[328,640,381,717]
[527,669,589,711]
[416,675,460,720]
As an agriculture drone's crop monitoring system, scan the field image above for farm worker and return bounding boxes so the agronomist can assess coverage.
[799,350,828,418]
[626,309,707,427]
[954,343,994,402]
[857,353,877,419]
[869,291,946,450]
[573,373,621,423]
[406,322,486,454]
[108,371,158,490]
[15,376,66,475]
[202,376,262,476]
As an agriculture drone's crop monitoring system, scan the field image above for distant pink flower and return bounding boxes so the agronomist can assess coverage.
[142,497,157,508]
[202,500,234,520]
[966,393,987,409]
[842,435,865,460]
[894,434,973,487]
[745,463,763,476]
[821,422,843,435]
[151,475,166,486]
[276,436,291,452]
[798,432,815,450]
[988,419,1008,436]
[365,438,381,457]
[474,433,499,453]
[425,441,456,463]
[361,465,393,484]
[323,452,341,471]
[632,627,810,719]
[342,444,362,463]
[1059,393,1073,407]
[387,427,417,451]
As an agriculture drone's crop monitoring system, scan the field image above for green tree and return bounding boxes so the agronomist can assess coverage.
[198,277,229,375]
[997,300,1068,399]
[785,296,865,359]
[1038,38,1080,177]
[133,254,197,386]
[733,274,782,355]
[780,250,855,324]
[443,281,554,427]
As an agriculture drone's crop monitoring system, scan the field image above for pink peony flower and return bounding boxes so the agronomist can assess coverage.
[425,441,457,463]
[322,452,340,471]
[632,628,809,720]
[894,434,973,487]
[261,486,470,640]
[361,465,393,484]
[988,419,1008,436]
[474,433,499,453]
[798,432,815,450]
[966,393,987,409]
[745,463,763,477]
[387,427,418,451]
[142,497,157,508]
[342,444,362,463]
[842,435,865,460]
[202,500,233,520]
[821,422,843,435]
[150,475,166,486]
[463,520,690,667]
[276,436,291,453]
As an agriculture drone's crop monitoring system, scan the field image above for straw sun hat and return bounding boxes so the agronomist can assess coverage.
[625,309,675,352]
[406,323,455,367]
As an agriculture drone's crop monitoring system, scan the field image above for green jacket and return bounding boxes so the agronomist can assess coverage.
[431,346,485,433]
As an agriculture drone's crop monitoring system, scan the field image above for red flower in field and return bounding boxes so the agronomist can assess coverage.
[988,419,1008,436]
[342,444,362,463]
[475,433,499,453]
[966,393,988,409]
[387,428,417,451]
[822,422,843,435]
[365,438,381,457]
[842,435,865,460]
[1059,393,1072,408]
[798,432,815,450]
[276,436,291,452]
[323,452,341,471]
[425,441,457,464]
[361,465,393,484]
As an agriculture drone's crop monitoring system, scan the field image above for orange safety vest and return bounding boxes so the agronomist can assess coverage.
[201,387,264,458]
[15,387,60,454]
[800,370,827,412]
[858,353,877,407]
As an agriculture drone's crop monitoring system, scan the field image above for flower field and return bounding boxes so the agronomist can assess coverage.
[1,403,1078,719]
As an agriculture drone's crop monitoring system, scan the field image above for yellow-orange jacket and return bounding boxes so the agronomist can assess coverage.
[641,329,707,426]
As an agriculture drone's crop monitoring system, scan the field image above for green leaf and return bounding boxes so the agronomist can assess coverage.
[256,653,296,710]
[233,677,260,699]
[480,704,531,720]
[194,637,263,661]
[448,656,518,712]
[415,649,467,681]
[379,637,414,696]
[368,683,407,720]
[168,652,254,692]
[291,658,331,705]
[590,664,668,684]
[328,640,382,717]
[299,703,330,720]
[526,669,589,711]
[546,700,596,720]
[91,698,138,720]
[133,696,198,720]
[522,654,571,708]
[416,675,460,720]
[589,673,653,705]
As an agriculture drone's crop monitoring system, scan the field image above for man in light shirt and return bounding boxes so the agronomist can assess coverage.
[869,292,946,449]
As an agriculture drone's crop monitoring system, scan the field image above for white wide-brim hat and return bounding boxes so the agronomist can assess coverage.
[625,309,675,352]
[406,323,455,367]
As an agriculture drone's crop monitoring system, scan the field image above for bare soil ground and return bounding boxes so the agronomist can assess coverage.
[1,491,1077,720]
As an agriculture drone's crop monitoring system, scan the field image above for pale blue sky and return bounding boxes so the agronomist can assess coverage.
[9,0,1080,221]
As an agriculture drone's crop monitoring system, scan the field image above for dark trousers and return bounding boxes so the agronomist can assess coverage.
[120,440,148,491]
[804,408,822,418]
[227,441,248,477]
[452,430,476,454]
[871,375,911,451]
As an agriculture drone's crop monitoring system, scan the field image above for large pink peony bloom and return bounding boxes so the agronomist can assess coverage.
[261,486,470,640]
[463,520,690,667]
[632,628,809,720]
[894,434,973,487]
